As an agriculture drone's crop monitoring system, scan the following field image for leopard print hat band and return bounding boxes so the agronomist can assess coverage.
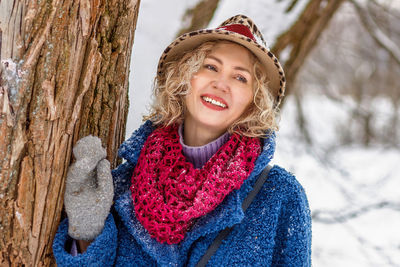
[156,14,286,108]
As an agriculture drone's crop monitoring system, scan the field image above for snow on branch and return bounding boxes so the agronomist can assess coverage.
[312,201,400,224]
[370,0,400,20]
[350,0,400,66]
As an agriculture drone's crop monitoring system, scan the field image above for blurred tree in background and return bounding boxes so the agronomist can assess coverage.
[294,0,400,147]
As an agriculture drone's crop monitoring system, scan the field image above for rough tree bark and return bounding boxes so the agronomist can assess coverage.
[0,0,140,266]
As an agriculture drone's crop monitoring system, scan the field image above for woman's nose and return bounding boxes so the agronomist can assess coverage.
[212,74,230,92]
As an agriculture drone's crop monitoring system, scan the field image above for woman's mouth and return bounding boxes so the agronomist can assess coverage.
[201,95,228,111]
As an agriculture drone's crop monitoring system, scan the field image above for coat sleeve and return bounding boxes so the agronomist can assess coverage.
[271,176,312,267]
[52,214,118,267]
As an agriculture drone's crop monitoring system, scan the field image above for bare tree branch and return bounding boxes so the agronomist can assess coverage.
[175,0,220,37]
[272,0,346,105]
[350,0,400,66]
[369,0,400,20]
[294,91,313,145]
[312,201,400,224]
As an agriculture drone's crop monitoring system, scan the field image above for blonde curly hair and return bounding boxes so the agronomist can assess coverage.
[146,40,279,138]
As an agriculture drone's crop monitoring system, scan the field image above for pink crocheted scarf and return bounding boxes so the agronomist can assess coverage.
[130,125,261,244]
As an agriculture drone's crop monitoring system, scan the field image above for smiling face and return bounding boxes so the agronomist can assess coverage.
[184,42,255,139]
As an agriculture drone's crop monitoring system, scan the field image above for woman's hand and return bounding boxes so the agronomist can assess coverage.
[64,135,114,243]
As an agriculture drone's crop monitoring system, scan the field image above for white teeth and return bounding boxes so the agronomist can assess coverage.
[202,96,227,108]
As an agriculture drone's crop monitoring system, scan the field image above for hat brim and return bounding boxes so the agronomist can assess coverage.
[157,29,285,105]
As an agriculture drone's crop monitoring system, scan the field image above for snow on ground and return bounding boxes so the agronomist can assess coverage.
[274,93,400,266]
[128,1,400,266]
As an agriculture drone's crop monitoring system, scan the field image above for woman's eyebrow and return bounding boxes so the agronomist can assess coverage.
[206,55,252,75]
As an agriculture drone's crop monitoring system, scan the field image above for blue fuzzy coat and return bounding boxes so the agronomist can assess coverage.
[53,121,312,266]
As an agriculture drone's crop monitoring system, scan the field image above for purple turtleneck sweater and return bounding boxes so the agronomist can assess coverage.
[178,124,231,169]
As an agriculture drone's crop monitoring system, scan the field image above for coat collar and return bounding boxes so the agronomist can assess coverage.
[115,121,275,266]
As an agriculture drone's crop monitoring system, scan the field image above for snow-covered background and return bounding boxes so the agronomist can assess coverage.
[127,1,400,266]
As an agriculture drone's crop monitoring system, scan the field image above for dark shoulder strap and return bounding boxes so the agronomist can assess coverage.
[195,164,273,267]
[241,164,273,212]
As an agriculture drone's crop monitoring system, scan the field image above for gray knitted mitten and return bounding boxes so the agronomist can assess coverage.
[64,135,114,241]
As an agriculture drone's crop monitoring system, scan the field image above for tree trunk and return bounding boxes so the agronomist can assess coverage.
[0,0,140,265]
[272,0,346,105]
[175,0,221,37]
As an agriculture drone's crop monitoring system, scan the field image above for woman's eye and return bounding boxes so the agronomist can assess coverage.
[236,75,247,83]
[204,64,217,71]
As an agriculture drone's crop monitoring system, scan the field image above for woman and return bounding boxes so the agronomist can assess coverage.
[53,15,311,266]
